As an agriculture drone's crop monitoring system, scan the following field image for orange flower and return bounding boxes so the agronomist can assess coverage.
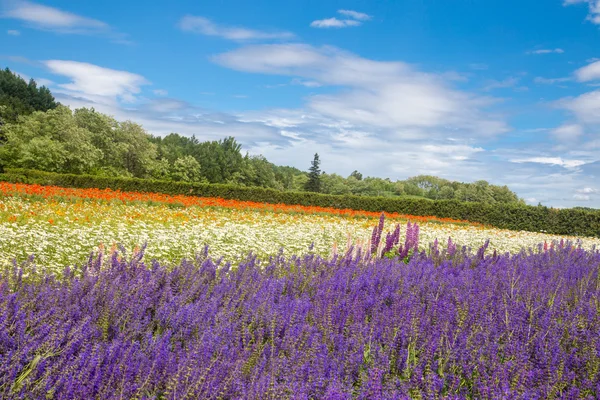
[0,182,482,227]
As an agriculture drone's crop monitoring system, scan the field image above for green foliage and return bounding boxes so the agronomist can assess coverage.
[3,168,599,238]
[0,68,57,126]
[349,170,363,180]
[304,153,322,193]
[0,106,102,174]
[170,155,203,183]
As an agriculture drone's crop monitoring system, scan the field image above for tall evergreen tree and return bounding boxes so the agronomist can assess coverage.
[304,153,322,193]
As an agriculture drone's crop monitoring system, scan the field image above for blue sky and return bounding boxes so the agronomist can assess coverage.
[1,0,600,208]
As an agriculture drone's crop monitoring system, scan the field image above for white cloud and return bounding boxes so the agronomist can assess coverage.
[337,10,372,21]
[1,1,130,42]
[7,29,20,35]
[574,60,600,82]
[213,44,508,136]
[564,0,600,24]
[551,124,584,141]
[577,187,598,193]
[527,48,565,54]
[510,157,587,169]
[310,18,361,28]
[310,9,372,28]
[35,77,53,86]
[146,98,188,113]
[178,15,294,41]
[2,0,106,31]
[44,60,149,103]
[153,89,168,96]
[534,76,572,84]
[291,78,322,87]
[573,193,591,201]
[559,90,600,124]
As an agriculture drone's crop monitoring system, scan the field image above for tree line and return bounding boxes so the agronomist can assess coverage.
[0,67,524,205]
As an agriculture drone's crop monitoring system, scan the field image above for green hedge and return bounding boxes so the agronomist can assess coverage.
[1,168,599,238]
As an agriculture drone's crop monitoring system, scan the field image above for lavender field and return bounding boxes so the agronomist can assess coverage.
[1,235,599,399]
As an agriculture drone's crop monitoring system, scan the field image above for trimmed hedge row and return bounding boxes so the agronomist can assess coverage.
[1,168,599,238]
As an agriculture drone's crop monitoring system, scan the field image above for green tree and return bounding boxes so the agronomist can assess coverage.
[170,155,202,182]
[0,68,57,127]
[321,173,351,195]
[117,121,158,178]
[0,105,101,174]
[349,170,363,180]
[304,153,322,192]
[438,186,455,200]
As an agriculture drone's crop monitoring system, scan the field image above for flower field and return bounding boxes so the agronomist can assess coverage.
[1,182,600,274]
[2,182,600,398]
[1,241,599,398]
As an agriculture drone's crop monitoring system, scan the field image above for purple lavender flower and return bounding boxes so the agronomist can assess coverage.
[0,239,598,398]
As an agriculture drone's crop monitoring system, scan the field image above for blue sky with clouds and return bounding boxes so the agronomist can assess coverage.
[1,0,600,207]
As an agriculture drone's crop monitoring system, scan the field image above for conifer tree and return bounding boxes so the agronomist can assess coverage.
[305,153,322,192]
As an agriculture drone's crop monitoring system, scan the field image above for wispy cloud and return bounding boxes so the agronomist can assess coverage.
[178,15,294,41]
[551,124,584,141]
[564,0,600,24]
[153,89,168,96]
[1,0,130,42]
[44,60,149,103]
[310,18,361,28]
[527,48,565,54]
[534,76,572,84]
[577,187,598,194]
[510,157,587,169]
[6,29,19,35]
[481,76,522,91]
[310,9,372,29]
[337,10,372,21]
[573,193,591,201]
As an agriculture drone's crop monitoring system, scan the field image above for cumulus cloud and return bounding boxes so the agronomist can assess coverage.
[178,15,294,41]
